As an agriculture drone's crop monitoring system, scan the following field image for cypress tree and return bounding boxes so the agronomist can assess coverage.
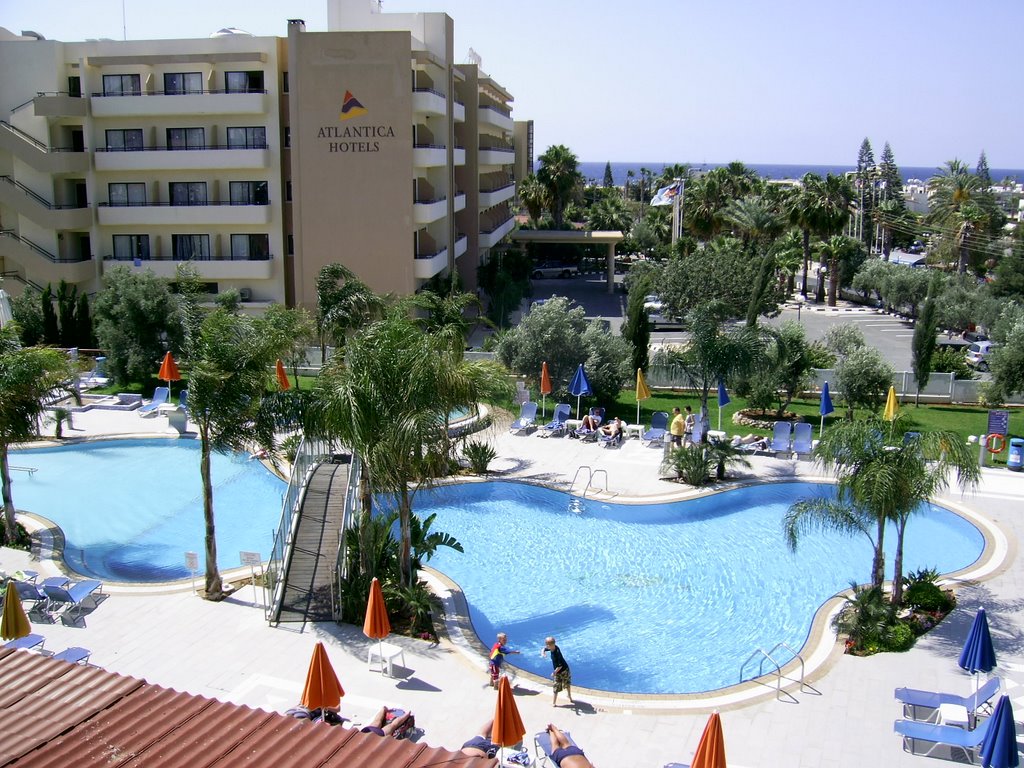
[603,161,614,188]
[879,142,904,206]
[976,150,992,188]
[56,279,77,347]
[855,138,876,251]
[622,288,650,373]
[75,293,94,348]
[911,280,940,406]
[41,284,60,345]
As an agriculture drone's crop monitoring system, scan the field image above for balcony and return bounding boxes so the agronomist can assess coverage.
[479,215,515,248]
[90,90,267,117]
[102,255,274,281]
[454,234,467,258]
[0,229,96,283]
[0,176,93,229]
[480,182,515,208]
[453,147,466,166]
[453,192,466,212]
[478,105,513,132]
[412,88,446,118]
[414,246,448,280]
[413,143,446,168]
[0,121,89,173]
[413,196,447,225]
[478,146,514,167]
[98,201,271,227]
[453,100,465,123]
[32,93,88,118]
[95,146,271,172]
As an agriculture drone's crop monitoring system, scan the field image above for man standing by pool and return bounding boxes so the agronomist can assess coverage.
[670,407,685,447]
[488,632,520,689]
[541,636,573,706]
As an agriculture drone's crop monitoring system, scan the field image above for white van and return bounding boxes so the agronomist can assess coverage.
[966,341,997,371]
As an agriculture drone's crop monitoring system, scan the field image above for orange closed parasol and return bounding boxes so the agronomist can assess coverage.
[540,361,552,418]
[275,359,291,391]
[491,675,526,763]
[300,642,344,716]
[691,711,727,768]
[158,352,181,399]
[363,577,392,675]
[1,582,31,641]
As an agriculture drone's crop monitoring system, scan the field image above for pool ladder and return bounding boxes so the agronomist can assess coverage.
[738,642,815,702]
[9,466,37,475]
[569,465,608,498]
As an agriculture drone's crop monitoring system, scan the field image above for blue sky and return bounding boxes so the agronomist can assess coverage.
[2,0,1021,167]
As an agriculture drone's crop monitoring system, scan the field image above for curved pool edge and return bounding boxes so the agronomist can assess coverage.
[421,475,1012,713]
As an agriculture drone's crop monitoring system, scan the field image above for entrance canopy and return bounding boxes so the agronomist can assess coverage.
[510,230,625,294]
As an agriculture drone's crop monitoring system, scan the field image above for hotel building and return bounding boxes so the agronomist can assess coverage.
[0,0,519,311]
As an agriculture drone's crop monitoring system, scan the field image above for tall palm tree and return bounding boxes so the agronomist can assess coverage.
[721,196,786,326]
[0,324,75,542]
[873,198,904,261]
[517,173,548,226]
[315,263,383,359]
[683,171,729,239]
[536,145,583,229]
[815,234,861,307]
[784,419,978,606]
[788,173,823,297]
[587,194,632,233]
[928,160,984,274]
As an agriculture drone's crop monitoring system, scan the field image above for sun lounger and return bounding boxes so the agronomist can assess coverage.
[894,711,993,760]
[769,421,793,454]
[179,389,188,413]
[792,422,813,455]
[510,401,538,433]
[599,423,624,448]
[11,580,48,612]
[3,634,45,651]
[691,416,705,445]
[540,403,571,437]
[895,676,1001,722]
[534,729,579,768]
[42,579,103,619]
[51,646,91,665]
[138,386,169,417]
[572,407,605,441]
[641,411,669,446]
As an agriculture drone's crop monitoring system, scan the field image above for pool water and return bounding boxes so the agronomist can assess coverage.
[11,439,285,582]
[419,481,984,694]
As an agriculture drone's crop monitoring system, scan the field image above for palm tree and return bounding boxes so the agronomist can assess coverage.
[784,419,979,606]
[773,229,804,293]
[536,145,583,229]
[683,171,729,239]
[315,263,383,360]
[517,173,547,226]
[721,196,786,326]
[0,324,75,542]
[308,301,511,586]
[928,160,984,274]
[184,309,278,599]
[788,173,823,297]
[872,198,903,261]
[587,194,632,233]
[815,234,862,307]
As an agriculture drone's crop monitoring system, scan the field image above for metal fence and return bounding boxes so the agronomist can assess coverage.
[331,453,363,621]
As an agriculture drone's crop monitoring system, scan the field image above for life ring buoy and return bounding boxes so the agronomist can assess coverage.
[986,433,1006,454]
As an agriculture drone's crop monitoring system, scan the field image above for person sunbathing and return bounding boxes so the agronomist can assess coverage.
[600,416,623,438]
[546,724,595,767]
[359,706,414,738]
[461,720,501,759]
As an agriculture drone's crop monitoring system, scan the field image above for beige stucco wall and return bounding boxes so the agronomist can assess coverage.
[288,26,414,309]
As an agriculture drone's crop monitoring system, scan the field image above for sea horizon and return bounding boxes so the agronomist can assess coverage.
[564,161,1024,187]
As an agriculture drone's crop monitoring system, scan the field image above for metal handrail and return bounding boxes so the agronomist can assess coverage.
[481,182,515,194]
[481,216,514,234]
[569,465,608,498]
[412,142,446,150]
[98,200,270,207]
[95,143,268,152]
[412,86,446,98]
[8,466,38,475]
[413,195,447,205]
[0,121,46,151]
[0,230,90,264]
[415,247,447,260]
[763,641,809,692]
[103,253,272,263]
[739,648,783,699]
[479,144,515,153]
[0,271,46,293]
[332,453,362,620]
[0,176,86,210]
[479,104,511,118]
[91,88,268,97]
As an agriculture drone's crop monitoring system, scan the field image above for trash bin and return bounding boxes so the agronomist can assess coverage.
[94,356,107,376]
[1008,438,1024,472]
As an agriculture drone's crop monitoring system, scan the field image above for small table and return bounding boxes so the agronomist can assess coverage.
[624,424,644,440]
[367,642,406,677]
[938,702,970,728]
[707,429,727,443]
[565,419,583,432]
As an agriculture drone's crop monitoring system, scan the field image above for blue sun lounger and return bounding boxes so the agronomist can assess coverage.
[3,634,45,651]
[641,411,669,446]
[43,579,103,619]
[541,403,571,437]
[510,401,538,433]
[51,646,91,665]
[894,711,993,760]
[534,729,580,768]
[792,422,814,455]
[769,421,793,454]
[895,676,1001,722]
[138,386,169,417]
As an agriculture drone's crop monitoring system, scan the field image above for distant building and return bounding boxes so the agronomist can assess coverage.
[0,0,522,308]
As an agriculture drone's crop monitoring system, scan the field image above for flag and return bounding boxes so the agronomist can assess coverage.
[650,181,681,207]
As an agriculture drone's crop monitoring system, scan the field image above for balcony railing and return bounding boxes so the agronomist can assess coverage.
[0,176,87,209]
[105,253,272,262]
[0,121,80,152]
[95,143,269,152]
[0,229,90,263]
[415,247,446,259]
[412,142,446,150]
[412,87,446,97]
[99,200,270,208]
[413,194,446,205]
[481,182,515,195]
[480,104,511,119]
[479,144,514,153]
[91,88,268,97]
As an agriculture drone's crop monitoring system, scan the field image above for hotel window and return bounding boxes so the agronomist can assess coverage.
[283,126,290,148]
[164,72,203,95]
[172,234,211,261]
[105,129,144,151]
[287,234,294,255]
[229,181,268,205]
[108,183,146,207]
[285,181,292,202]
[112,234,150,261]
[230,233,270,261]
[102,74,140,96]
[166,127,205,150]
[282,71,289,92]
[169,182,208,206]
[225,70,264,93]
[67,76,81,97]
[226,127,266,149]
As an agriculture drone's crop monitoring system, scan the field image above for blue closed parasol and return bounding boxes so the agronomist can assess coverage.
[819,381,835,437]
[980,695,1019,768]
[569,363,592,419]
[959,607,997,708]
[716,379,730,432]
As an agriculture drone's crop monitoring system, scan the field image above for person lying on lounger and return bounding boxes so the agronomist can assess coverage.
[461,720,502,759]
[600,416,623,439]
[359,706,415,738]
[730,433,769,451]
[546,724,595,767]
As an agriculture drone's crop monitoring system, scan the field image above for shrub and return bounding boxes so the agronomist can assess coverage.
[463,440,497,474]
[0,521,32,551]
[280,433,302,464]
[881,621,917,652]
[662,445,712,486]
[903,581,954,613]
[931,347,973,379]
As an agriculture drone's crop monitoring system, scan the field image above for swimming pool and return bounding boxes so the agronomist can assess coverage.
[419,481,985,694]
[11,439,286,582]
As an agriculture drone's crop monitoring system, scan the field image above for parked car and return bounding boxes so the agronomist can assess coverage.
[531,261,579,279]
[965,341,997,371]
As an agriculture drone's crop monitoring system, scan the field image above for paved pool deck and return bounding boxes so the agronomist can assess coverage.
[3,405,1023,766]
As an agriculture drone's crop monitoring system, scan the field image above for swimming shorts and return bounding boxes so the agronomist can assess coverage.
[360,725,385,737]
[551,745,586,766]
[463,734,499,757]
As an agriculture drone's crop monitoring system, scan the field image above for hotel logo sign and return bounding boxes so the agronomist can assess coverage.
[317,89,395,153]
